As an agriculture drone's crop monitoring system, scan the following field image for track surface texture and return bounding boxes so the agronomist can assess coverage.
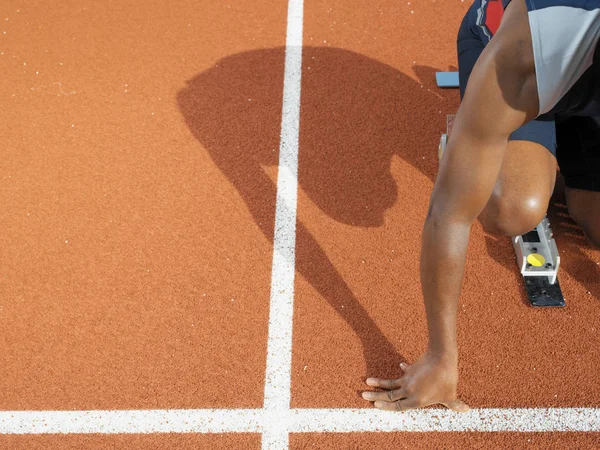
[1,0,599,448]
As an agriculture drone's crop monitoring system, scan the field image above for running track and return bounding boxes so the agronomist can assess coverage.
[1,0,599,448]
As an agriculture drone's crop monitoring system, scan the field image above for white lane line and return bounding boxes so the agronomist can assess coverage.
[0,410,264,434]
[289,408,600,432]
[2,408,600,434]
[262,0,304,448]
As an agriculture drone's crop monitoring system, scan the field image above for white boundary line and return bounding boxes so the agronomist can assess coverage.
[3,0,600,447]
[262,0,304,448]
[2,408,600,434]
[289,408,600,433]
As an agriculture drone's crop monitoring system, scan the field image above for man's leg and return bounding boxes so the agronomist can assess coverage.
[557,116,600,247]
[478,139,557,237]
[565,188,600,247]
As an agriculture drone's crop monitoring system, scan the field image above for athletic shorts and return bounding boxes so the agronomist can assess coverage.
[456,3,600,192]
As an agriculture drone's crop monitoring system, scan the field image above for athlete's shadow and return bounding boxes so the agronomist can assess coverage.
[177,47,456,378]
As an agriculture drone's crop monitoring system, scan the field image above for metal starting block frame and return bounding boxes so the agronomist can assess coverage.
[513,220,565,307]
[437,107,565,307]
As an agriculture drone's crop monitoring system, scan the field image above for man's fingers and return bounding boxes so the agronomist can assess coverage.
[442,399,470,413]
[365,377,402,390]
[362,388,406,403]
[399,362,409,372]
[363,376,406,403]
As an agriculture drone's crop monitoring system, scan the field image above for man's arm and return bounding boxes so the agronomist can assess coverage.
[363,0,540,411]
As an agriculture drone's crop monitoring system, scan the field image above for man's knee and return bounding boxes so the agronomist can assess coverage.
[479,193,547,237]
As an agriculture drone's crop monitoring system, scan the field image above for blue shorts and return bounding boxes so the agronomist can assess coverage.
[457,2,600,191]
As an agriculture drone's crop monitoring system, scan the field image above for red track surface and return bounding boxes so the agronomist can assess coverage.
[2,0,599,448]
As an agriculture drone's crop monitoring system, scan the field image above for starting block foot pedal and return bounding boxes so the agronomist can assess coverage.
[436,72,459,88]
[524,276,565,307]
[513,217,565,308]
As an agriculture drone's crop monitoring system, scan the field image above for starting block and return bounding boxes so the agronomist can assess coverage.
[436,71,459,88]
[438,113,565,307]
[512,219,564,307]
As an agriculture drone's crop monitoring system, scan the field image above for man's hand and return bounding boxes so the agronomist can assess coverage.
[361,353,469,412]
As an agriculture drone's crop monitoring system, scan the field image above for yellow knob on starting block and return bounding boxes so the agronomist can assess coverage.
[527,253,546,267]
